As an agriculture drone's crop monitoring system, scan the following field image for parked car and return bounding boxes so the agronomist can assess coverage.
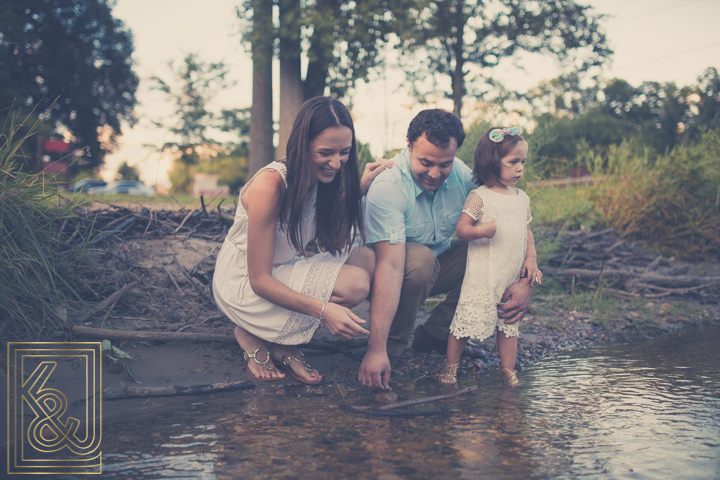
[87,180,155,196]
[66,178,107,193]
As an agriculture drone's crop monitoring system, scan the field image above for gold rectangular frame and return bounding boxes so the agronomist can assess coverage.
[7,342,102,475]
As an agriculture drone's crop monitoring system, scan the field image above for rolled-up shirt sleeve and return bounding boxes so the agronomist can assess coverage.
[364,181,408,245]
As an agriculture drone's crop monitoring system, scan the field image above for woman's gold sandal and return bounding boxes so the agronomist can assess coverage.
[439,362,459,385]
[243,347,284,381]
[500,367,521,386]
[278,349,322,385]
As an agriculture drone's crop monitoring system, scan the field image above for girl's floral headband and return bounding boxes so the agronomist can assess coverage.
[489,126,523,143]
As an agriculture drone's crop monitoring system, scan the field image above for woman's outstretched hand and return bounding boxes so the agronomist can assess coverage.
[360,158,394,196]
[322,303,370,340]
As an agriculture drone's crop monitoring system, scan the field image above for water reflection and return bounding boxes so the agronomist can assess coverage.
[101,325,720,479]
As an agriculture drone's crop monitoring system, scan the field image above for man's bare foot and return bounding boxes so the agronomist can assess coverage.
[233,326,285,381]
[272,345,322,385]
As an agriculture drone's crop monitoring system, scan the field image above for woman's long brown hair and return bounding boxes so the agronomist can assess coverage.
[281,97,363,256]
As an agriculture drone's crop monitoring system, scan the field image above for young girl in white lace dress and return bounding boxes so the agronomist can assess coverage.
[440,126,542,386]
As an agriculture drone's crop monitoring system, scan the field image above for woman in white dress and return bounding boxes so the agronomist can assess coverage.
[213,97,392,384]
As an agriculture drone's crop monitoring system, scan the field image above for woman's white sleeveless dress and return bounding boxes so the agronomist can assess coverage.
[212,161,351,345]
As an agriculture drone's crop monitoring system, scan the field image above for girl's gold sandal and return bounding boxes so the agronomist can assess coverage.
[500,367,521,386]
[439,362,459,385]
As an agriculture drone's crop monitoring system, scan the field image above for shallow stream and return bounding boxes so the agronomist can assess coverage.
[102,324,720,479]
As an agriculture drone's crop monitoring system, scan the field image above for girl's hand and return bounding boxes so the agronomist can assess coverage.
[322,302,370,340]
[522,258,542,286]
[477,219,496,238]
[360,159,394,196]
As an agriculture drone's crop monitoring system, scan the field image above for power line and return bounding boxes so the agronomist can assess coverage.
[615,0,706,23]
[615,40,720,71]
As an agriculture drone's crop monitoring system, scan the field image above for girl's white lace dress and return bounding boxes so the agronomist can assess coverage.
[450,185,532,340]
[212,161,351,345]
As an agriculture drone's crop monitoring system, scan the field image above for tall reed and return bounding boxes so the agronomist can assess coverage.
[0,112,86,338]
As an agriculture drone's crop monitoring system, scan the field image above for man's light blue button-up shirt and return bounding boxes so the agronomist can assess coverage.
[364,147,476,256]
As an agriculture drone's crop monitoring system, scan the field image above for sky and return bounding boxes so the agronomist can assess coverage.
[104,0,720,187]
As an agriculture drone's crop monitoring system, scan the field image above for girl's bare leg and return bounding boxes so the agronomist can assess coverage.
[233,326,285,380]
[331,246,375,308]
[497,330,518,370]
[271,343,322,383]
[440,334,467,384]
[446,334,467,365]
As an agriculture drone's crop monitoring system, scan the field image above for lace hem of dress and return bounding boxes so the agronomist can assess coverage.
[272,249,350,345]
[450,303,520,341]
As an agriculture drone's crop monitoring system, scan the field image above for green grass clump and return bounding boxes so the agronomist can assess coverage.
[523,184,601,230]
[0,113,87,338]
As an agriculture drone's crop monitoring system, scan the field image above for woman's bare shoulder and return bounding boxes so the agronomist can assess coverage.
[242,168,286,210]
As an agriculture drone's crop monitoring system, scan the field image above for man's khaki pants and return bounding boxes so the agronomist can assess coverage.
[386,240,468,356]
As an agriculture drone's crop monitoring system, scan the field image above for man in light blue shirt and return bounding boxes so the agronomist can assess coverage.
[358,109,535,389]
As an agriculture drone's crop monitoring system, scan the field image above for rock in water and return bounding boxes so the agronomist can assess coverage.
[375,391,398,403]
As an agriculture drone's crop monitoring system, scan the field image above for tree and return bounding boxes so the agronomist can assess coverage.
[0,0,138,169]
[239,0,418,160]
[687,67,720,135]
[247,0,274,176]
[117,161,139,181]
[150,53,233,192]
[523,72,602,118]
[396,0,612,116]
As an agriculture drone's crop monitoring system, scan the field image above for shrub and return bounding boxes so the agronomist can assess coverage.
[589,130,720,258]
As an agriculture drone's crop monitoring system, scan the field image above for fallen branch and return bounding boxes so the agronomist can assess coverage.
[77,209,148,248]
[103,380,255,400]
[72,326,236,343]
[340,404,452,417]
[163,265,184,294]
[379,385,478,410]
[173,255,216,306]
[544,267,720,289]
[173,209,195,234]
[72,282,138,323]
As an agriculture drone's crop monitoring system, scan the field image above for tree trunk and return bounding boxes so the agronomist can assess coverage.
[249,0,275,177]
[451,0,466,117]
[277,0,304,159]
[304,0,337,99]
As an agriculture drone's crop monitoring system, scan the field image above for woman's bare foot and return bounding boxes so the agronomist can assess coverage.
[272,345,322,385]
[233,326,285,381]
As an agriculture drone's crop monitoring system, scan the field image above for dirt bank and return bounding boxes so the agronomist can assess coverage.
[58,228,719,422]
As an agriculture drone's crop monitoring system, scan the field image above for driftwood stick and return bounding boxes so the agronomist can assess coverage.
[173,255,215,306]
[645,255,664,271]
[103,380,255,400]
[163,265,184,294]
[340,405,453,417]
[544,267,720,289]
[102,214,133,231]
[379,385,478,410]
[200,196,208,217]
[173,209,195,234]
[631,283,710,294]
[73,326,236,343]
[77,209,148,248]
[632,273,720,289]
[73,282,138,323]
